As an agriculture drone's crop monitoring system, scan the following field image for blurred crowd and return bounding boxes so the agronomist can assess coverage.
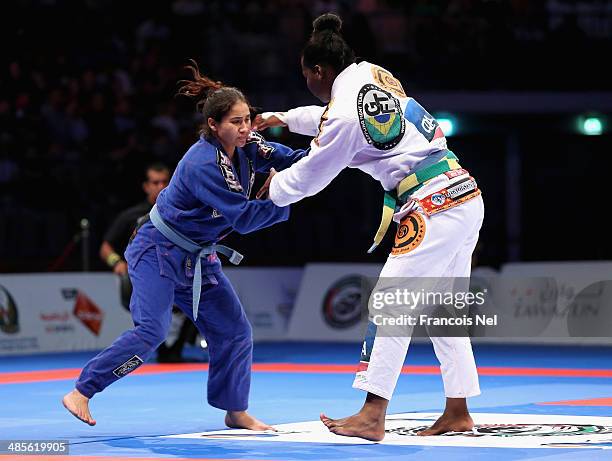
[1,0,610,271]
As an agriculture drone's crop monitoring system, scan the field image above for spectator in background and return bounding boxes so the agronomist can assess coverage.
[100,162,197,363]
[100,162,170,277]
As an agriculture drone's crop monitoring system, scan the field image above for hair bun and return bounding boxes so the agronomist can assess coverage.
[313,13,342,34]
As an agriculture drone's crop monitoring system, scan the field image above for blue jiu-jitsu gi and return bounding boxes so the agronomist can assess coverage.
[75,132,306,411]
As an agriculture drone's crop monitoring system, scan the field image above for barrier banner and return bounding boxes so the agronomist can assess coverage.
[0,273,133,356]
[287,263,383,342]
[224,267,303,341]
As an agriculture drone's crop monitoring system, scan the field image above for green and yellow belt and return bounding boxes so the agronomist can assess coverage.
[368,150,462,253]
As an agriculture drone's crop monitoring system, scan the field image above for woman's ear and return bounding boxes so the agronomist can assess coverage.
[207,117,217,133]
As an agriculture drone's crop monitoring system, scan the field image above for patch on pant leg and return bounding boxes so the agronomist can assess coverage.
[391,212,426,256]
[357,321,377,372]
[112,355,144,378]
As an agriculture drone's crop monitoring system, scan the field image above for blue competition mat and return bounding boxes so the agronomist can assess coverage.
[1,343,611,460]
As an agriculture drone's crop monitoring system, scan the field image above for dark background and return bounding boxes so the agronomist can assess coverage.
[1,0,610,272]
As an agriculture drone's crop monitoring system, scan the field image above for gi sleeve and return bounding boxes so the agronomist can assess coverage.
[269,116,363,207]
[245,131,308,172]
[188,158,289,234]
[285,105,326,136]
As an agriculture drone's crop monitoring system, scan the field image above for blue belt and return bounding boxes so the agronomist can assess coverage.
[149,204,243,320]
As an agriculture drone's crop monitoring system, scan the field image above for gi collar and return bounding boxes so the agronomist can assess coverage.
[203,135,243,158]
[331,62,359,99]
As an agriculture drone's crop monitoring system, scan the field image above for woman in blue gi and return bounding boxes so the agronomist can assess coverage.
[62,63,305,429]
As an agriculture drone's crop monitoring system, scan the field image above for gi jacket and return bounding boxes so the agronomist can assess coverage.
[127,133,306,284]
[269,61,450,206]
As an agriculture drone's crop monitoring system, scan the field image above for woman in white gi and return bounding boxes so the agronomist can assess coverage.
[255,13,484,441]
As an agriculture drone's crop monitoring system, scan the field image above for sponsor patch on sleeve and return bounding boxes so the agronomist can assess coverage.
[403,99,445,142]
[371,65,407,98]
[357,84,405,150]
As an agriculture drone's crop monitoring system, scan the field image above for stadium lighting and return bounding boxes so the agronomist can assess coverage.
[579,116,603,136]
[435,114,456,137]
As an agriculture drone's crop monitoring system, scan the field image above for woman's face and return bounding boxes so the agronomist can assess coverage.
[209,101,251,150]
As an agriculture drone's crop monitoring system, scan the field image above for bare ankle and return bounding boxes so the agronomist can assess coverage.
[361,393,388,420]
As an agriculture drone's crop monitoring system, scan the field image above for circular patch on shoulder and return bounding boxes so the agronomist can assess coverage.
[371,66,407,98]
[357,84,405,150]
[391,212,426,256]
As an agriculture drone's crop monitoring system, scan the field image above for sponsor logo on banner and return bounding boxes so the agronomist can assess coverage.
[112,355,144,377]
[40,311,75,334]
[357,84,405,150]
[166,413,612,449]
[63,289,104,336]
[511,279,603,319]
[0,285,19,334]
[322,275,368,329]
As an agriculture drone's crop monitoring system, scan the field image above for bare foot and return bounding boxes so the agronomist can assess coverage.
[320,413,349,429]
[319,412,385,441]
[62,389,96,426]
[225,411,274,431]
[417,413,473,436]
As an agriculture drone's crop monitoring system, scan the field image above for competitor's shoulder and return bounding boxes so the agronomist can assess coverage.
[182,137,219,166]
[179,141,243,192]
[363,61,407,99]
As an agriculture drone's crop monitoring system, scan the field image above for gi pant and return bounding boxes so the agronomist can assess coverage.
[75,226,252,411]
[353,174,485,401]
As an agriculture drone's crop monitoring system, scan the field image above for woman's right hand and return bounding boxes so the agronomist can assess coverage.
[252,112,287,131]
[256,168,278,199]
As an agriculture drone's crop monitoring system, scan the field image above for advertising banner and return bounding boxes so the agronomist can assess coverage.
[0,273,133,356]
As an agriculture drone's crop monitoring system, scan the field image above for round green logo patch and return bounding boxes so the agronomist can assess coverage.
[357,84,405,150]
